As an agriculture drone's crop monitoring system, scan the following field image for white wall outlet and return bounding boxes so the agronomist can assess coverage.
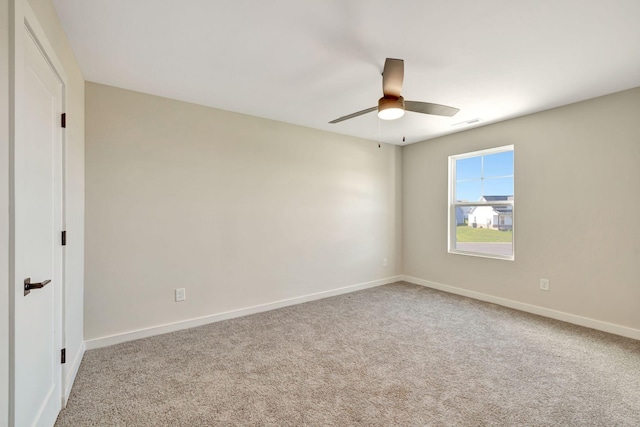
[540,278,550,291]
[175,288,186,302]
[383,258,388,267]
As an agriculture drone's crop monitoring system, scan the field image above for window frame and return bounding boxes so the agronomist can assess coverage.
[448,145,515,261]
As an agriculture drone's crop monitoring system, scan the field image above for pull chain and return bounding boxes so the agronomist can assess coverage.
[402,117,406,145]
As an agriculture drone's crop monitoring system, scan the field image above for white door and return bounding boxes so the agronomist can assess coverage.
[13,23,64,427]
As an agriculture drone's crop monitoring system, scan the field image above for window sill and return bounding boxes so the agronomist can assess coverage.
[448,249,514,261]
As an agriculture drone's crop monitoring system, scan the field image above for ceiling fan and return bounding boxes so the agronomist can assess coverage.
[329,58,460,124]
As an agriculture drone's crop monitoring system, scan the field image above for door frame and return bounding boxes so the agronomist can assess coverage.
[8,0,68,424]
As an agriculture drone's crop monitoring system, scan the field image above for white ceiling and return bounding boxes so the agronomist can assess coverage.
[52,0,640,145]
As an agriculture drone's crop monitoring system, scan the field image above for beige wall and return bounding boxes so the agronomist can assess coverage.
[403,87,640,331]
[84,82,401,340]
[26,0,85,390]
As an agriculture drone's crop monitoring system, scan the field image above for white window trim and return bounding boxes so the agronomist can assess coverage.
[448,145,515,261]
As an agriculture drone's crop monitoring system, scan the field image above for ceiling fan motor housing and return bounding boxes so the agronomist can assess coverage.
[378,96,405,120]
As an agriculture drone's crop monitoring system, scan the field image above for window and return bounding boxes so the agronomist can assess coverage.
[448,145,514,260]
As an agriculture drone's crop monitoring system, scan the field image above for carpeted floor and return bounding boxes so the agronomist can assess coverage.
[56,282,640,426]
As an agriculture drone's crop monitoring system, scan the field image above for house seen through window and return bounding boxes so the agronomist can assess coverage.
[449,145,514,260]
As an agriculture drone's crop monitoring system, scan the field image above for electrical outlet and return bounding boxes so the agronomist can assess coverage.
[540,279,550,291]
[383,258,388,267]
[175,288,186,302]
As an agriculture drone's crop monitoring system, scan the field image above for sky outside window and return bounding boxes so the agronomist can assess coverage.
[455,150,513,201]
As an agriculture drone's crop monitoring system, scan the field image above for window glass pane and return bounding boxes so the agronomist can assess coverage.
[456,204,513,257]
[455,156,482,180]
[455,180,482,202]
[450,145,514,259]
[483,177,514,197]
[483,151,514,177]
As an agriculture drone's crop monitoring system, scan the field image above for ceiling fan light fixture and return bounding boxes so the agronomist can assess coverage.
[378,96,405,120]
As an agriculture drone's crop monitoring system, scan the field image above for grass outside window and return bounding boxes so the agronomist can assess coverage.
[456,225,512,243]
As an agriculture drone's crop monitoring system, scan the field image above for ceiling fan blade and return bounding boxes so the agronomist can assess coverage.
[382,58,404,98]
[329,106,377,124]
[405,101,460,117]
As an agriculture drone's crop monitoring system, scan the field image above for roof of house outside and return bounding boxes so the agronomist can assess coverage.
[456,206,473,214]
[467,196,514,214]
[495,207,513,214]
[480,195,513,201]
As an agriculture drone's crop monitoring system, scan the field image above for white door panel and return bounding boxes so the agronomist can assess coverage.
[14,24,63,427]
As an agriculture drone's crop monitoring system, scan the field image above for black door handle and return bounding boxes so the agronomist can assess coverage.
[24,278,51,296]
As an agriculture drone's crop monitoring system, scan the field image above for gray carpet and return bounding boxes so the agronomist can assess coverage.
[56,282,640,426]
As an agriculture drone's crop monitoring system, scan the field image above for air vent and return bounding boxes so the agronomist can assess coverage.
[452,118,481,127]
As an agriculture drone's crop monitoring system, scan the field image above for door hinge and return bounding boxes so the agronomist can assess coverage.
[61,113,66,128]
[61,230,67,246]
[61,348,66,364]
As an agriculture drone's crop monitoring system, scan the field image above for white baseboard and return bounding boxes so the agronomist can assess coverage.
[401,275,640,341]
[63,341,85,405]
[85,276,402,350]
